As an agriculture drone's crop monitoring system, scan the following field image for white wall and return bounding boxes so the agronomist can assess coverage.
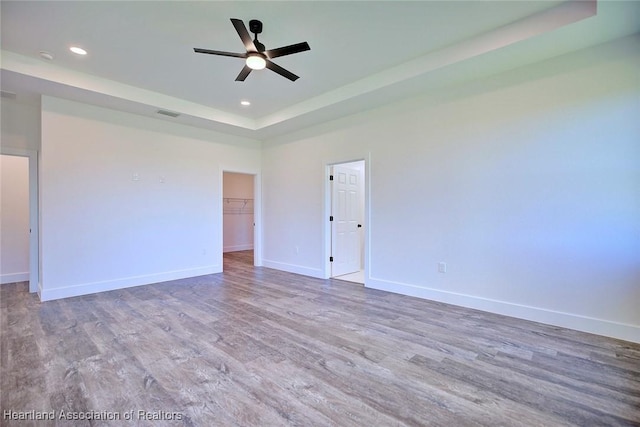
[0,155,30,284]
[223,172,254,253]
[1,98,41,151]
[40,96,261,300]
[262,35,640,343]
[1,97,40,289]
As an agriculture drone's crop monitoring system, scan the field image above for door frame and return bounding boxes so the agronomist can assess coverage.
[324,157,370,282]
[1,147,39,294]
[219,168,262,269]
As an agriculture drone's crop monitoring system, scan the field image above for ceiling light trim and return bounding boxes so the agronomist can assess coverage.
[39,51,54,61]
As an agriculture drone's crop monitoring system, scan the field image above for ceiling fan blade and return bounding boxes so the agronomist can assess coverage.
[235,65,252,82]
[265,60,299,81]
[264,42,310,59]
[194,48,246,58]
[231,18,257,52]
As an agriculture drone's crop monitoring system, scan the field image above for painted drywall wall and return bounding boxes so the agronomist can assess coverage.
[1,97,40,292]
[0,98,41,151]
[40,96,261,300]
[0,155,29,284]
[223,172,254,252]
[261,35,640,342]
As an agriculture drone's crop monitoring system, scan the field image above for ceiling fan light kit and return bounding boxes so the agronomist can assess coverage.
[246,53,266,70]
[194,18,310,82]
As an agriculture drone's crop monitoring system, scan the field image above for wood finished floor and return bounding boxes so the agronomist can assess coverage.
[1,250,639,426]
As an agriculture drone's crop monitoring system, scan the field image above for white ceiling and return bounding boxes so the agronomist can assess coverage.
[1,1,639,139]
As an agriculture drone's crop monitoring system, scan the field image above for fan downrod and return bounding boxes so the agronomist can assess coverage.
[248,20,265,52]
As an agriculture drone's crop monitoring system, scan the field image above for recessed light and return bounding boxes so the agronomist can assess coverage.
[240,100,251,106]
[70,46,87,55]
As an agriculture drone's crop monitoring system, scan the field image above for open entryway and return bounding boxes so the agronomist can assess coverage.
[222,171,256,269]
[0,149,39,293]
[328,160,366,284]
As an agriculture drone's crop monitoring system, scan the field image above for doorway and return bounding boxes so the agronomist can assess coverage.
[222,171,256,269]
[0,149,39,293]
[328,160,366,284]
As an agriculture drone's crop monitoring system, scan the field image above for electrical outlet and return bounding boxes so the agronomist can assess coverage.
[438,262,447,273]
[295,246,299,254]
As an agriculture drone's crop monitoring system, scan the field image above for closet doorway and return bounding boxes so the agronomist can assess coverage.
[0,149,39,293]
[222,172,255,268]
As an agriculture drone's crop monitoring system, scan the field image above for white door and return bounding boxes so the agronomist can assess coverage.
[331,164,361,277]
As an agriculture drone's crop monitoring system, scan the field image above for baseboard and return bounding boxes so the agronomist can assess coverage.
[262,259,324,279]
[223,244,254,253]
[1,272,29,285]
[366,277,640,344]
[39,265,222,301]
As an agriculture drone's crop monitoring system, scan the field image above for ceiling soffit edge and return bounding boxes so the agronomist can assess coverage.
[0,1,597,135]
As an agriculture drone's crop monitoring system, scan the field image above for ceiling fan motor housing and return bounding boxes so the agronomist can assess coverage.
[249,20,263,35]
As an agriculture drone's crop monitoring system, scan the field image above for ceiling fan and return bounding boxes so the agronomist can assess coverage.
[194,18,310,82]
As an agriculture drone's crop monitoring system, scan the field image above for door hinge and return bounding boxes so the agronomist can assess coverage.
[330,256,334,262]
[329,175,334,181]
[329,216,333,221]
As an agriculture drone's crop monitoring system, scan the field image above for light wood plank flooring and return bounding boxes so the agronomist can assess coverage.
[2,251,639,426]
